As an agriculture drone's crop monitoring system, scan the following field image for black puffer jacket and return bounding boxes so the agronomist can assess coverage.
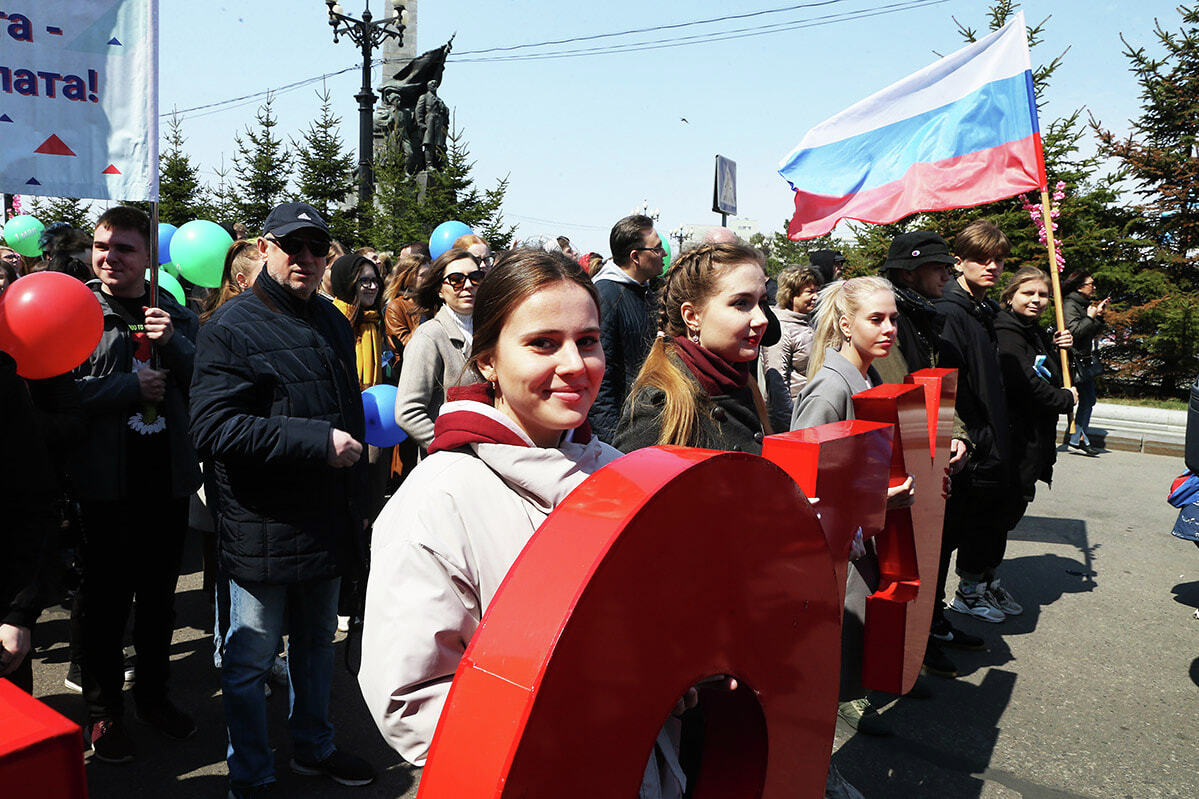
[190,270,367,585]
[614,351,764,455]
[994,309,1075,499]
[589,266,656,443]
[935,280,1011,488]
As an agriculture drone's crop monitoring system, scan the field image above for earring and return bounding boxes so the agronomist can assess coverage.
[688,327,701,344]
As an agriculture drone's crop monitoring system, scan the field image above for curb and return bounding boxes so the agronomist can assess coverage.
[1056,402,1187,458]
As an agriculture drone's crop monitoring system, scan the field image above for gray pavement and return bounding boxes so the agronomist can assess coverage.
[24,446,1199,798]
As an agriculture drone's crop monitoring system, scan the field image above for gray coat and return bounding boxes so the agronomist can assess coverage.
[395,304,472,449]
[791,347,879,430]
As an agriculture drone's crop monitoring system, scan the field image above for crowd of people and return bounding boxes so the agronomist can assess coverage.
[0,202,1109,798]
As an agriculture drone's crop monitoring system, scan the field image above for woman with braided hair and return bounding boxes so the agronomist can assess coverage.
[614,242,772,454]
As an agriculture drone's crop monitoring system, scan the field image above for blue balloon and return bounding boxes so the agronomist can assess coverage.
[362,384,408,447]
[158,223,178,265]
[429,220,473,261]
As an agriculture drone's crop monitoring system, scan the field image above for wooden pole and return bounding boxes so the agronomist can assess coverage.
[1040,188,1075,434]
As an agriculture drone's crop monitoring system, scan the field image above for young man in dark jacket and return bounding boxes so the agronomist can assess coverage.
[70,206,203,761]
[876,231,982,676]
[935,220,1019,625]
[190,202,374,797]
[589,214,662,443]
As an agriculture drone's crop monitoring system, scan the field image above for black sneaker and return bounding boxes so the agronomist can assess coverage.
[64,661,83,693]
[228,781,276,799]
[930,616,986,651]
[836,697,891,736]
[135,699,197,740]
[89,718,135,763]
[1069,439,1101,457]
[921,640,959,678]
[290,749,375,787]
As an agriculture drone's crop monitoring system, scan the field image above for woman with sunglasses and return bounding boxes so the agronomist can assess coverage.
[394,247,485,450]
[329,254,385,391]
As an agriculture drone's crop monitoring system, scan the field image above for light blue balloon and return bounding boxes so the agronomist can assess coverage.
[362,384,408,447]
[429,220,473,261]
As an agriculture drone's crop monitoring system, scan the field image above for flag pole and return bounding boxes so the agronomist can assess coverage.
[1039,189,1071,389]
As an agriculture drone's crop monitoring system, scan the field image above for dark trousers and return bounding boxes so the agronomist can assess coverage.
[78,495,188,723]
[946,480,1012,582]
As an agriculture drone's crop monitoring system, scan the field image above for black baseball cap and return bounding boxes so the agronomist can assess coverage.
[263,202,330,238]
[809,249,846,284]
[882,231,955,272]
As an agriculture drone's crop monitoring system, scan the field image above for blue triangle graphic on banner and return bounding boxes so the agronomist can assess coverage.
[26,177,41,185]
[0,114,12,123]
[108,37,122,46]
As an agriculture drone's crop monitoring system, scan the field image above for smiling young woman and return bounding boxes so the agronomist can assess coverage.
[614,242,772,454]
[359,249,629,773]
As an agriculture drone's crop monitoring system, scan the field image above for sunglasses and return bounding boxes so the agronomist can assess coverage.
[443,270,486,290]
[268,234,330,258]
[356,276,379,287]
[633,246,666,256]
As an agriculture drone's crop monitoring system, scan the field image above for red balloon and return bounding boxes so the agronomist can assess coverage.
[0,272,104,379]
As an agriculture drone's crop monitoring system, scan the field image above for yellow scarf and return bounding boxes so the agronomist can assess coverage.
[335,299,383,389]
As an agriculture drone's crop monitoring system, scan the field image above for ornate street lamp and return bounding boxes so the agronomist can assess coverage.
[631,200,661,223]
[326,0,407,217]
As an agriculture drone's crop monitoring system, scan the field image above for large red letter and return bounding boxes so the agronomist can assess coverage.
[419,448,842,798]
[853,368,957,694]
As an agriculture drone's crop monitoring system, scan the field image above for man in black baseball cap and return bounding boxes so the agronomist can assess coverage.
[192,199,374,795]
[875,230,980,678]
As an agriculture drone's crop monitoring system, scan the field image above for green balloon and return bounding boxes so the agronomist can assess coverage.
[3,215,45,257]
[147,268,186,305]
[162,261,180,278]
[658,231,672,273]
[170,219,232,288]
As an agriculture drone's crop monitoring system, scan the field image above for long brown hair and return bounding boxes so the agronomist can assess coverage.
[629,242,770,446]
[201,240,261,323]
[383,253,429,305]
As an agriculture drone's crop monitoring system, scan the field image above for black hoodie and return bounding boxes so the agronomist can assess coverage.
[934,280,1011,488]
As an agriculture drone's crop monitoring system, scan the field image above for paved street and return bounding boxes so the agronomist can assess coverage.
[26,447,1199,798]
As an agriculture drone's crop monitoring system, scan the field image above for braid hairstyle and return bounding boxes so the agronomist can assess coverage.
[628,242,768,446]
[806,276,894,381]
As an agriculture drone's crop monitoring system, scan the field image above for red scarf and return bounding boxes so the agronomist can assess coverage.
[428,383,593,454]
[672,337,750,397]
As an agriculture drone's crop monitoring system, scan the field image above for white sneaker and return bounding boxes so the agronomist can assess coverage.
[985,579,1023,616]
[950,580,1005,623]
[337,615,350,633]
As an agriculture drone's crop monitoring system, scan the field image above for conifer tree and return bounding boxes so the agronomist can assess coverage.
[1091,3,1199,393]
[232,96,291,232]
[28,196,93,230]
[293,86,358,246]
[159,113,209,225]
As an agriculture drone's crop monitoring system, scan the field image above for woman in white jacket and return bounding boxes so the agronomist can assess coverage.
[360,250,689,797]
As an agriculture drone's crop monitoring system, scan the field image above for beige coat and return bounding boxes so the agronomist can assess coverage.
[394,304,472,448]
[358,410,622,766]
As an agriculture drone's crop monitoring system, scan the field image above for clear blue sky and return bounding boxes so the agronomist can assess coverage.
[159,0,1179,253]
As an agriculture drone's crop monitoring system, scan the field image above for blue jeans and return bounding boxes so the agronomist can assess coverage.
[223,576,340,786]
[1071,378,1097,444]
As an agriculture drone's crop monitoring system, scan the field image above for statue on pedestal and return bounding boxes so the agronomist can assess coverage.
[372,39,452,175]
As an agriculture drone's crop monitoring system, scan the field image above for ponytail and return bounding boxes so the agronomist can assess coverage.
[806,276,894,381]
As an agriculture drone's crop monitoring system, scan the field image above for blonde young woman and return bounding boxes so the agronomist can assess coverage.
[615,242,772,453]
[792,276,915,744]
[199,240,264,324]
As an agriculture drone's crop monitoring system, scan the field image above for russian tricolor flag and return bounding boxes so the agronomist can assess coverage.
[778,13,1043,240]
